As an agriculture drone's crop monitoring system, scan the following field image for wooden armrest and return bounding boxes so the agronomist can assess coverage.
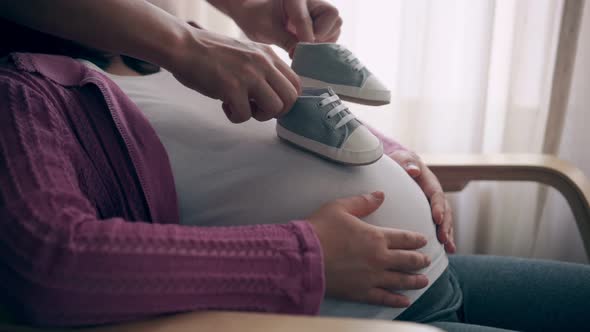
[0,312,442,332]
[421,153,590,258]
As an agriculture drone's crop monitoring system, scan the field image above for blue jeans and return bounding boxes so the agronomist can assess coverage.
[397,255,590,331]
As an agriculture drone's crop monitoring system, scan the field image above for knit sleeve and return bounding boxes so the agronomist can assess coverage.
[0,81,324,327]
[366,125,408,155]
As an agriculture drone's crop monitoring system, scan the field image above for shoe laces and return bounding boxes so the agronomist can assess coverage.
[335,45,364,71]
[318,93,356,129]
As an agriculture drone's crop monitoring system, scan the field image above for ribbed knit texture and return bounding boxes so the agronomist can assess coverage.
[0,53,324,327]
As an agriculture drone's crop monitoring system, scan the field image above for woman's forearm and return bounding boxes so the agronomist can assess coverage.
[0,0,190,70]
[0,77,324,326]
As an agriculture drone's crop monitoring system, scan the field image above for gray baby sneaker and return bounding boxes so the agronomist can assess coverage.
[291,43,391,105]
[276,88,383,165]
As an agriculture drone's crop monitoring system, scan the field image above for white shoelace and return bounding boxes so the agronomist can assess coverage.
[318,93,356,129]
[335,45,364,71]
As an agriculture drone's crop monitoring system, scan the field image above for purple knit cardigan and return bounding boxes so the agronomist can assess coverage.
[0,53,405,327]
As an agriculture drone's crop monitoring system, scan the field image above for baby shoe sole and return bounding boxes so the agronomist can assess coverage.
[299,76,391,106]
[276,123,383,166]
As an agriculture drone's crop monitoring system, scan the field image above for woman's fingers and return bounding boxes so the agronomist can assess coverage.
[366,288,411,308]
[446,226,456,253]
[389,150,422,178]
[383,250,431,271]
[388,150,456,251]
[436,199,455,252]
[430,191,446,225]
[430,195,456,252]
[309,192,435,308]
[384,228,427,250]
[379,271,429,291]
[336,191,385,218]
[442,199,456,253]
[413,168,439,200]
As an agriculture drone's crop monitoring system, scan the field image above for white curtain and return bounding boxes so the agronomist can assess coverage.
[160,0,588,263]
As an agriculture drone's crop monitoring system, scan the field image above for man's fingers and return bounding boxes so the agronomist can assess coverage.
[308,0,342,40]
[248,101,267,122]
[276,29,300,54]
[283,0,315,42]
[384,229,427,250]
[337,191,385,218]
[249,81,283,122]
[312,9,341,40]
[366,288,411,308]
[319,23,342,43]
[271,55,302,95]
[265,70,298,116]
[222,90,252,123]
[383,250,431,271]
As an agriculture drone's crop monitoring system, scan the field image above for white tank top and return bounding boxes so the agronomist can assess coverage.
[83,62,448,319]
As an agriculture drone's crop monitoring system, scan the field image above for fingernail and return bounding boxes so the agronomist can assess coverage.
[418,236,427,246]
[371,191,384,202]
[439,212,444,223]
[405,162,420,171]
[401,298,411,307]
[419,275,430,286]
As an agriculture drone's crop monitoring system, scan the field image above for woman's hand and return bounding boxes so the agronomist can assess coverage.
[389,151,457,253]
[215,0,342,53]
[171,28,300,123]
[308,192,431,307]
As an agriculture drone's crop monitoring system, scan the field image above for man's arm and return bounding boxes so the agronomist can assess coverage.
[0,0,299,123]
[206,0,342,52]
[0,0,190,70]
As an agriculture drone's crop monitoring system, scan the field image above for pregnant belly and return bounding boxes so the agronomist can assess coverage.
[165,117,442,260]
[117,76,447,319]
[165,118,448,319]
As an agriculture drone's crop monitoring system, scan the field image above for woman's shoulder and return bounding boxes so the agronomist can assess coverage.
[0,53,98,146]
[0,52,101,93]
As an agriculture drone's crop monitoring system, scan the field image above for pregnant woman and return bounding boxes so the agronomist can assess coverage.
[2,43,590,332]
[1,2,590,332]
[90,58,449,320]
[78,53,590,332]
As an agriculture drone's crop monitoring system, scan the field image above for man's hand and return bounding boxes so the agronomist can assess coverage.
[171,28,300,123]
[308,192,431,307]
[389,150,457,253]
[218,0,342,53]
